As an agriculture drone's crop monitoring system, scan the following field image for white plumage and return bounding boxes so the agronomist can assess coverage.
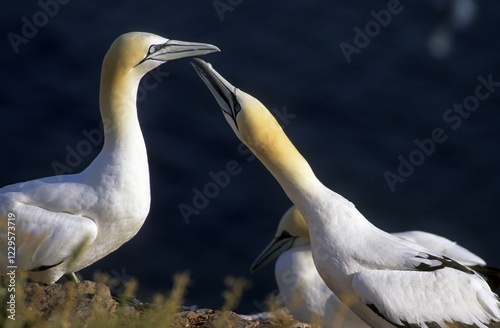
[252,206,368,327]
[252,206,499,328]
[0,32,219,283]
[192,59,500,327]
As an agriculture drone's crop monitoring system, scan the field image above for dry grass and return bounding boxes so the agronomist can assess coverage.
[0,271,260,328]
[220,275,251,312]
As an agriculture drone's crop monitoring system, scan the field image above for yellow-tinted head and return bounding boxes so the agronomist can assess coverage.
[103,32,220,79]
[191,58,283,148]
[276,205,309,240]
[100,33,219,115]
[250,206,310,273]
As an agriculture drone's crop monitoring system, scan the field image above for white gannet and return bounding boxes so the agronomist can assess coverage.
[251,205,500,328]
[191,59,500,328]
[0,32,219,284]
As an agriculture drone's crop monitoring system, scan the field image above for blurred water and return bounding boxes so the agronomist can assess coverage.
[1,1,499,313]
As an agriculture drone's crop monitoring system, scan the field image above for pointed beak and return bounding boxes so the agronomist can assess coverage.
[250,234,296,273]
[150,40,220,62]
[191,58,241,129]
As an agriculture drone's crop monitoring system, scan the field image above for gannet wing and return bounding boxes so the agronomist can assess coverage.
[393,230,486,266]
[398,231,500,290]
[0,203,97,271]
[401,250,475,274]
[1,176,99,213]
[352,268,500,327]
[1,178,98,271]
[353,231,475,275]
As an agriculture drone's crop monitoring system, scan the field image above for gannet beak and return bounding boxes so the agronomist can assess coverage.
[250,234,296,273]
[147,39,220,62]
[191,58,241,132]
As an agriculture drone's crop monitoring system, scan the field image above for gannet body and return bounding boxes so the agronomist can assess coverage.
[251,206,500,327]
[0,33,219,283]
[191,59,500,328]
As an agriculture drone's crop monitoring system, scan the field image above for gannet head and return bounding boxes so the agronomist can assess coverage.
[103,32,220,80]
[250,206,310,273]
[191,58,280,151]
[191,58,242,135]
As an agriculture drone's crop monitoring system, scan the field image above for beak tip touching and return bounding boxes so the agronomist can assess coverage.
[200,47,220,56]
[191,58,212,71]
[196,43,221,55]
[190,60,208,86]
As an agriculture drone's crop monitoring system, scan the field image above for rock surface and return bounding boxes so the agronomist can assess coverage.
[6,281,313,327]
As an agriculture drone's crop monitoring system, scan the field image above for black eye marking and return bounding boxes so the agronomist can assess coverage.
[135,44,163,67]
[278,231,294,240]
[134,44,161,67]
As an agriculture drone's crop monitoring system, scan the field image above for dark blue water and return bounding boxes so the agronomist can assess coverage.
[1,1,499,313]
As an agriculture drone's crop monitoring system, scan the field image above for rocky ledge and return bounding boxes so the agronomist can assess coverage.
[2,281,313,327]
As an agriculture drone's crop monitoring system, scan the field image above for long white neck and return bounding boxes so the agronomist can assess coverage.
[237,99,340,220]
[236,96,375,266]
[81,52,149,196]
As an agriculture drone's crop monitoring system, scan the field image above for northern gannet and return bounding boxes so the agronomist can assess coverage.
[191,59,500,328]
[251,205,500,328]
[0,32,219,283]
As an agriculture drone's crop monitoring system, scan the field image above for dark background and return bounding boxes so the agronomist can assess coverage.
[1,1,499,313]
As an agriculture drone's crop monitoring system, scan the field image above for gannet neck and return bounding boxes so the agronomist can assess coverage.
[191,58,321,203]
[94,62,148,203]
[235,93,358,234]
[99,71,142,152]
[99,40,143,144]
[238,93,319,202]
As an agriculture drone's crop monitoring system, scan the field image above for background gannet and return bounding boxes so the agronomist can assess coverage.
[191,59,500,327]
[252,205,368,328]
[0,32,219,283]
[251,205,500,327]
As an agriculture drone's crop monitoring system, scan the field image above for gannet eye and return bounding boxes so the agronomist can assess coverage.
[148,45,159,54]
[135,43,165,67]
